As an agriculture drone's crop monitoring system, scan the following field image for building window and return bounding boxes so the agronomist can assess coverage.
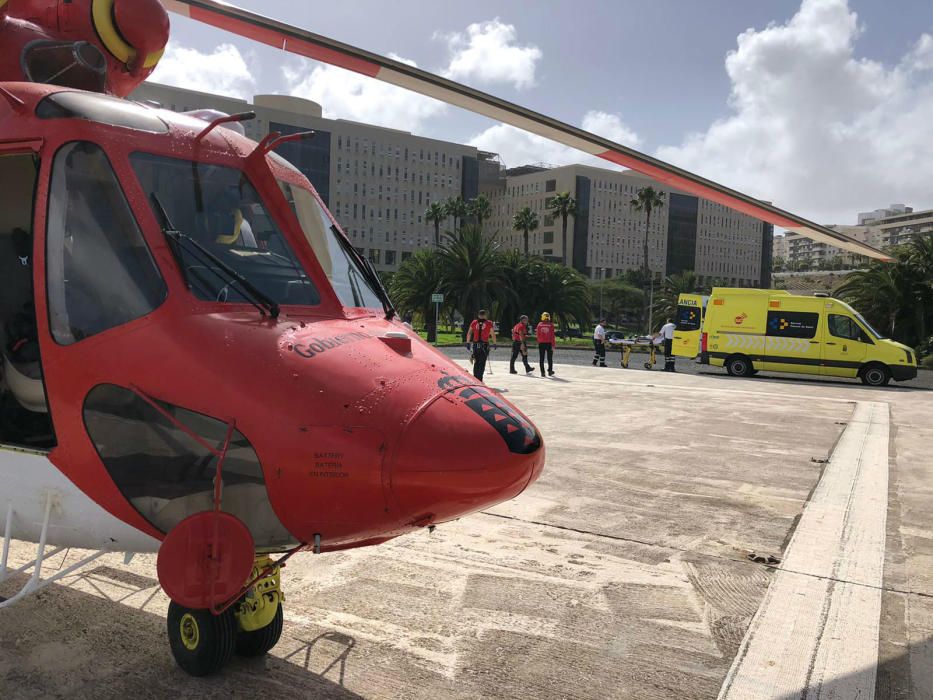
[385,250,396,266]
[545,179,556,192]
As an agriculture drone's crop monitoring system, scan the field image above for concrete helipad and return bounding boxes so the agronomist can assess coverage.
[1,362,930,699]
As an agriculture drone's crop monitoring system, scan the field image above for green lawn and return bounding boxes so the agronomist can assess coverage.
[414,328,653,352]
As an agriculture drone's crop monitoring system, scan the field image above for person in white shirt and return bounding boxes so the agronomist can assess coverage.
[658,318,677,372]
[592,319,607,367]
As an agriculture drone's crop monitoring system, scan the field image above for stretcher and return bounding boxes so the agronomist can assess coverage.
[608,338,662,369]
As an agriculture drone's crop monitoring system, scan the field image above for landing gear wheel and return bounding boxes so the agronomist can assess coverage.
[860,364,890,387]
[236,603,284,657]
[167,602,236,676]
[726,356,753,377]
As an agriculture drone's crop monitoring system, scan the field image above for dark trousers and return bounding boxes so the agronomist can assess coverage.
[472,343,489,381]
[593,339,606,366]
[538,343,553,374]
[510,341,532,372]
[663,338,675,371]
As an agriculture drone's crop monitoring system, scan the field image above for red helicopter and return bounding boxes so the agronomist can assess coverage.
[0,0,889,677]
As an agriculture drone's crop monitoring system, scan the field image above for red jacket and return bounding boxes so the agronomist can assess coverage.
[511,322,527,342]
[535,322,555,344]
[469,319,494,342]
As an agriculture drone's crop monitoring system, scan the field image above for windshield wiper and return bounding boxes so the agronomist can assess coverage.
[150,193,280,320]
[330,225,396,320]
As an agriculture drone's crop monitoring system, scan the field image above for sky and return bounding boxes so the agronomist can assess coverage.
[152,0,933,226]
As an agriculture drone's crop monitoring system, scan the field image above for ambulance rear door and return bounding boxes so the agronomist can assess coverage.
[673,294,706,358]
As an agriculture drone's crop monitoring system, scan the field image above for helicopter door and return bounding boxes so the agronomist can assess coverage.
[0,149,55,449]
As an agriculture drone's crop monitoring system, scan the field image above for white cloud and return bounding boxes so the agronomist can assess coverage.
[656,0,933,224]
[468,110,640,170]
[284,54,447,132]
[440,19,542,89]
[149,42,256,99]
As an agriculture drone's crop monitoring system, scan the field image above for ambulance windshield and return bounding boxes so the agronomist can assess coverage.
[854,311,886,339]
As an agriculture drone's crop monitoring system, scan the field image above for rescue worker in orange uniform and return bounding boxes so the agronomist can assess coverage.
[466,309,497,381]
[535,312,556,377]
[509,314,535,374]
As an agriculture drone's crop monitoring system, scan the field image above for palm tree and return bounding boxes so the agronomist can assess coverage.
[530,262,591,335]
[444,196,469,233]
[835,233,933,348]
[654,270,700,321]
[424,202,446,248]
[390,249,445,343]
[495,249,535,329]
[439,225,506,340]
[630,186,666,331]
[512,207,539,257]
[630,186,666,279]
[546,192,577,267]
[469,195,492,231]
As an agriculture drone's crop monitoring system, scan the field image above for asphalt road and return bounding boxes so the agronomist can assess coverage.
[441,344,933,390]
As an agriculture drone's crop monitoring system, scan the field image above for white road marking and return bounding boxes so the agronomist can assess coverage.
[718,401,889,700]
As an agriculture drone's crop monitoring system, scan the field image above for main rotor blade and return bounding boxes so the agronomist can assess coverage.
[162,0,892,262]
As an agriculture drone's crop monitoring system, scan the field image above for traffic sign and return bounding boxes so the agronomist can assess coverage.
[431,293,444,303]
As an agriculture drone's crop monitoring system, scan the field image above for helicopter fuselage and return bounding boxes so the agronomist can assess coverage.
[0,81,545,556]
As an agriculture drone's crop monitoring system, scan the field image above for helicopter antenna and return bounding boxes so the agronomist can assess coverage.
[195,111,256,141]
[254,130,316,157]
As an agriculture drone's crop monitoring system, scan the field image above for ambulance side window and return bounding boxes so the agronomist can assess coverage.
[46,142,166,345]
[766,310,819,339]
[828,314,872,343]
[676,304,701,331]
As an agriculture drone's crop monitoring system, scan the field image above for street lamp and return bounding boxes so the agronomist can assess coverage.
[598,267,605,320]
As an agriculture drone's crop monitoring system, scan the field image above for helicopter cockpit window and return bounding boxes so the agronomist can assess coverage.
[131,153,321,307]
[36,91,168,134]
[46,142,167,345]
[84,384,298,551]
[278,181,382,310]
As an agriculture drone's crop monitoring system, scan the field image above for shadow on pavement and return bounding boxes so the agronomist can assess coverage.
[0,572,364,700]
[771,633,932,699]
[697,371,932,392]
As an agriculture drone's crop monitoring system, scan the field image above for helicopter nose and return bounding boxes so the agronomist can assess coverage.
[390,384,544,525]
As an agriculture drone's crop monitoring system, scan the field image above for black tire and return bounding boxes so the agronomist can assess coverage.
[236,603,284,657]
[860,363,890,387]
[167,602,237,676]
[725,355,753,378]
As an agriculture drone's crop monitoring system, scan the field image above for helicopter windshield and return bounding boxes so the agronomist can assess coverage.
[131,153,320,307]
[277,181,383,310]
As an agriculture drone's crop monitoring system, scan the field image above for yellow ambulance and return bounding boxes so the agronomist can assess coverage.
[673,288,918,386]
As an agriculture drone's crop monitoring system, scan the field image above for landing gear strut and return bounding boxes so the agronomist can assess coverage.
[165,555,286,675]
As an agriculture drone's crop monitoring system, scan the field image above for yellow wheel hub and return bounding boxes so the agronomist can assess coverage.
[179,613,200,651]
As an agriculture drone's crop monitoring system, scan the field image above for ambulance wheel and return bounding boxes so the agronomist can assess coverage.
[167,602,236,676]
[725,355,753,378]
[236,603,284,657]
[860,363,890,387]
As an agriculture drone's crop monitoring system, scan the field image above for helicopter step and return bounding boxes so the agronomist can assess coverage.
[0,492,108,609]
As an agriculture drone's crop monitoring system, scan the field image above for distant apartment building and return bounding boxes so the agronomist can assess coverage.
[132,82,498,270]
[775,204,933,270]
[857,203,911,225]
[484,164,773,287]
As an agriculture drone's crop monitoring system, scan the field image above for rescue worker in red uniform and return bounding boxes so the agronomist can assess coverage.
[535,312,556,377]
[509,315,535,374]
[466,309,497,381]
